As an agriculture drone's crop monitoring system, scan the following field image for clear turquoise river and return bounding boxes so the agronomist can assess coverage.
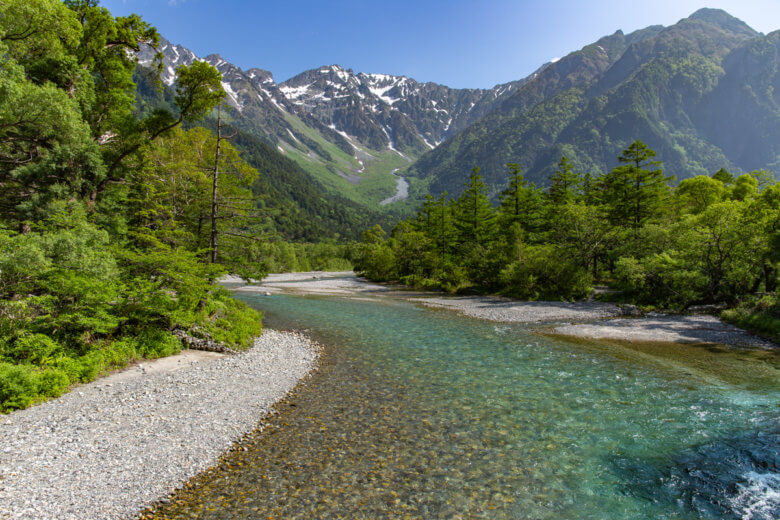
[146,292,779,519]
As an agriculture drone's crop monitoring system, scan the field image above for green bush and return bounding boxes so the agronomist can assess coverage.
[499,245,592,301]
[193,287,262,350]
[0,363,40,412]
[721,295,780,342]
[614,254,708,308]
[4,333,63,365]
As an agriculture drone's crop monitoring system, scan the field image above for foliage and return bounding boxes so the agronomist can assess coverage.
[0,1,263,412]
[721,295,780,343]
[356,141,778,332]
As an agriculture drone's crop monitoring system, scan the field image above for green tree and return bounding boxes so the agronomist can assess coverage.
[712,168,733,185]
[601,140,673,230]
[497,163,527,225]
[675,175,725,214]
[548,156,581,204]
[498,163,545,237]
[454,167,497,247]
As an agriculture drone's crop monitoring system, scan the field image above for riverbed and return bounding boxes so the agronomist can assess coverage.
[144,274,779,520]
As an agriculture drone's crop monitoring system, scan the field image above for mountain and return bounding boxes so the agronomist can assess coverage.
[138,9,779,209]
[138,40,525,208]
[279,65,524,155]
[406,9,779,199]
[133,67,399,241]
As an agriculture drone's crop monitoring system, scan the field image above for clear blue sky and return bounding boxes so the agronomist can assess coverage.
[103,0,780,88]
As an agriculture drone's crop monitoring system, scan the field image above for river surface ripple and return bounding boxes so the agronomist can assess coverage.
[144,292,779,520]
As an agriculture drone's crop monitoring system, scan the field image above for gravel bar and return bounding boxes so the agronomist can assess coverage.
[553,315,775,348]
[0,329,318,520]
[413,296,623,323]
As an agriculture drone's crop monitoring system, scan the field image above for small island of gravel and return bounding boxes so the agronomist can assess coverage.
[0,330,318,520]
[411,296,624,323]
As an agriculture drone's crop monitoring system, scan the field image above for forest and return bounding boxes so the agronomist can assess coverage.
[354,141,779,341]
[0,0,277,411]
[0,0,776,415]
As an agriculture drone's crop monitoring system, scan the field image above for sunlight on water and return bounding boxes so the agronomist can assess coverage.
[146,293,779,519]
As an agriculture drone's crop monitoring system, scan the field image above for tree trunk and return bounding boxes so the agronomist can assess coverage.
[210,104,222,264]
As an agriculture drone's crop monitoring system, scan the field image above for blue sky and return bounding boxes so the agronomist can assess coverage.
[104,0,780,88]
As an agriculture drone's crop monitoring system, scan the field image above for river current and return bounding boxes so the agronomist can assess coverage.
[145,291,779,519]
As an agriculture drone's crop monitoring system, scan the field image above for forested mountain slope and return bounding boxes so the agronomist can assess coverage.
[137,39,528,207]
[406,9,779,198]
[134,67,397,241]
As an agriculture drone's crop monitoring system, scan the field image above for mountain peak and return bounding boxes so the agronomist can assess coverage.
[686,8,758,36]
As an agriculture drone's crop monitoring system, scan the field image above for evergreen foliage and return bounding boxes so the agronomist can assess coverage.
[354,142,778,340]
[0,0,264,412]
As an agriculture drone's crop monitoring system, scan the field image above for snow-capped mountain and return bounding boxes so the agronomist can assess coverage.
[137,39,523,159]
[278,65,523,155]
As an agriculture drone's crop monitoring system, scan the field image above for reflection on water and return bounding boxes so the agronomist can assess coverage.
[143,294,779,519]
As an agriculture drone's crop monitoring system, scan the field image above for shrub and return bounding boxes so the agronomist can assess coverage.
[0,363,40,412]
[4,333,63,365]
[499,245,592,300]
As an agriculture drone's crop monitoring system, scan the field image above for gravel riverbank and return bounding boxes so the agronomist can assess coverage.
[553,315,775,348]
[413,296,624,323]
[0,330,318,520]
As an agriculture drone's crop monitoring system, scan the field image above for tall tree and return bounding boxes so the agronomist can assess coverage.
[497,163,527,225]
[454,167,496,247]
[548,156,581,204]
[601,140,672,230]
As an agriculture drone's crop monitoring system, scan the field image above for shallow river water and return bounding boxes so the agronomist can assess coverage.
[144,292,779,519]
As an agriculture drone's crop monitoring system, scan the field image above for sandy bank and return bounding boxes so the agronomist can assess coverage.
[0,330,318,520]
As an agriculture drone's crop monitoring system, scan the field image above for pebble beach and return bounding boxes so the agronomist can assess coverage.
[0,330,318,520]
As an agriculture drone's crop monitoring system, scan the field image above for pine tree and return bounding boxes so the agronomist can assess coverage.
[498,163,527,225]
[712,167,733,185]
[454,167,496,247]
[548,156,581,204]
[601,140,672,230]
[498,163,546,237]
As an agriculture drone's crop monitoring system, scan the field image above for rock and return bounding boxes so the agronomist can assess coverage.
[687,304,726,314]
[619,304,642,317]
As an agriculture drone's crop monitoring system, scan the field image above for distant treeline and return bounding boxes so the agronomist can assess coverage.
[353,141,779,340]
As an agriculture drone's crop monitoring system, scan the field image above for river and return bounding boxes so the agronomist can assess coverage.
[380,168,409,205]
[144,288,779,519]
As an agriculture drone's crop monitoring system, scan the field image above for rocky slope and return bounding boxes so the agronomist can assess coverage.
[407,9,779,197]
[137,39,528,206]
[138,8,779,206]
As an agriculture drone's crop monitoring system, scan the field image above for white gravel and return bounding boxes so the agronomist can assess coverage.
[413,296,623,323]
[553,315,775,348]
[0,329,318,520]
[231,271,390,296]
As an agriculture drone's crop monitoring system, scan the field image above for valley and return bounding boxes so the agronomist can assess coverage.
[0,2,777,519]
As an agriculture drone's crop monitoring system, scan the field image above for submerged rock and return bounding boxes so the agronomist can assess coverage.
[617,431,780,520]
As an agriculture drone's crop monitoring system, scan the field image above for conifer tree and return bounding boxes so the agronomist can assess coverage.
[498,163,527,225]
[712,168,733,185]
[601,140,672,230]
[548,156,581,204]
[454,167,496,247]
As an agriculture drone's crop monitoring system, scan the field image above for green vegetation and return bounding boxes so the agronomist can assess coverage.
[0,0,265,412]
[408,12,779,198]
[354,141,779,338]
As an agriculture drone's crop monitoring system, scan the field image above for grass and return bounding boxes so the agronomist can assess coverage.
[278,112,420,209]
[721,295,780,344]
